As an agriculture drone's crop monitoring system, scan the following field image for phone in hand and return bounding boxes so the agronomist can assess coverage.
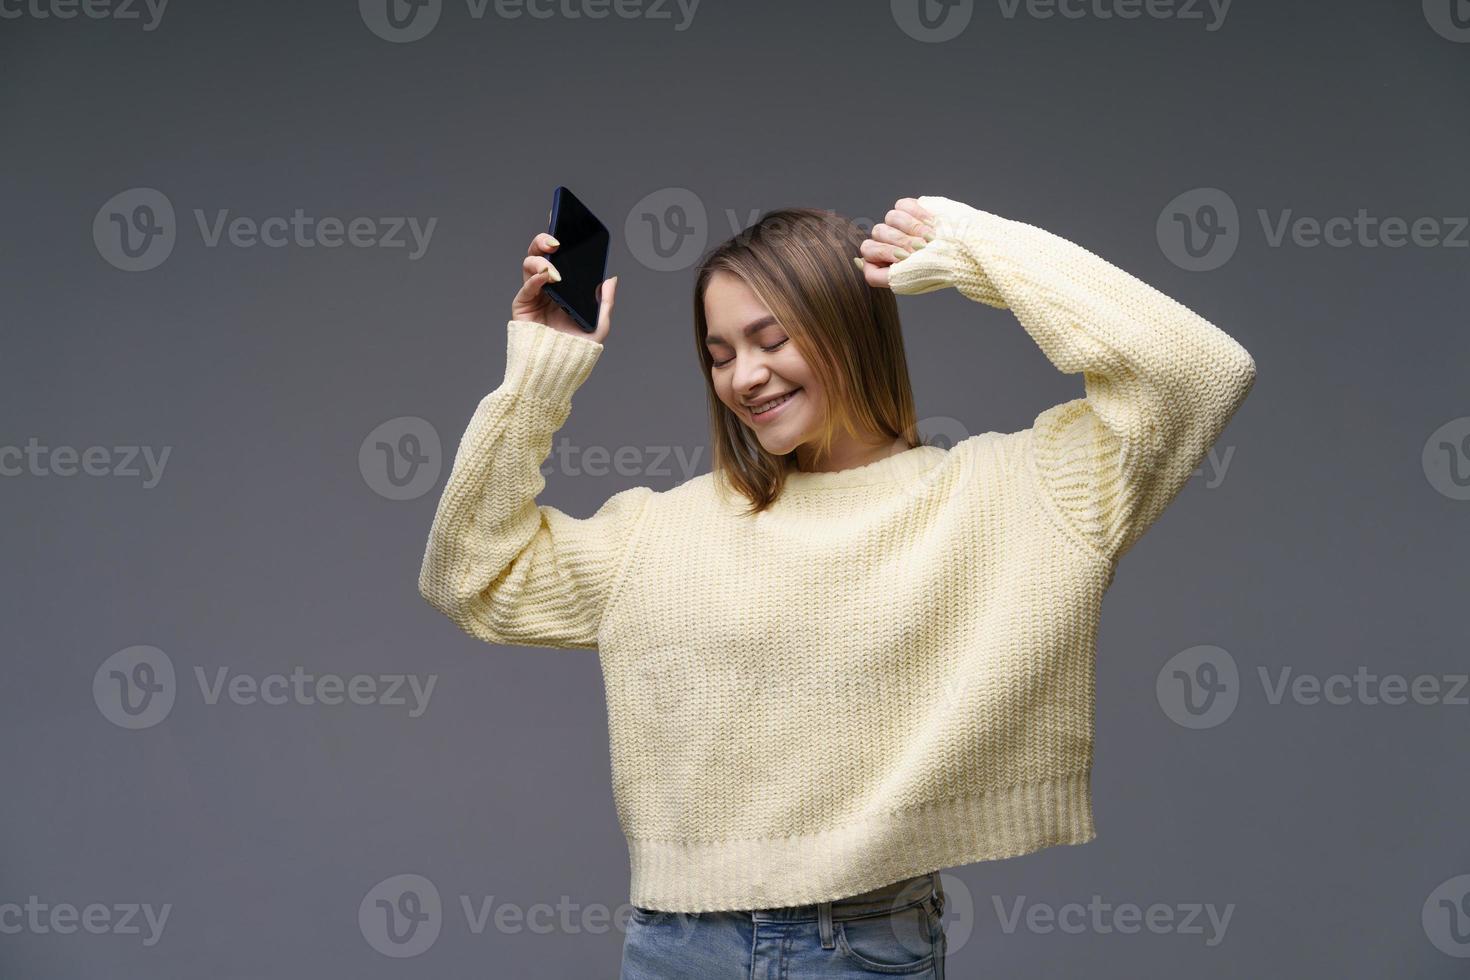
[544,186,611,333]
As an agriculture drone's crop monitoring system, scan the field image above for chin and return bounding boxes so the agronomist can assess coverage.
[755,426,809,457]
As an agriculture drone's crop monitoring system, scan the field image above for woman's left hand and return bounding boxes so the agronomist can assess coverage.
[855,197,939,288]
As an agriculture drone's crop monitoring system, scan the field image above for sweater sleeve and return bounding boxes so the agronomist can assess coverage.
[887,195,1257,563]
[417,319,654,650]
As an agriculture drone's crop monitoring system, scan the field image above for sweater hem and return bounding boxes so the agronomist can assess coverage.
[626,772,1094,913]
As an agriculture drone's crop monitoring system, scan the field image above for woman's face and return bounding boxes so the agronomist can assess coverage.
[703,271,823,458]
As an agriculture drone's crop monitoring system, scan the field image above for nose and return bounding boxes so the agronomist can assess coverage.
[732,356,773,397]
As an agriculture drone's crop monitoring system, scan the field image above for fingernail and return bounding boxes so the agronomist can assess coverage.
[911,238,927,250]
[546,236,560,247]
[894,249,911,261]
[853,257,865,270]
[547,265,561,283]
[921,226,937,242]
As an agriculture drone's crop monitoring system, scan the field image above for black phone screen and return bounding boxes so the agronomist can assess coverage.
[543,186,610,333]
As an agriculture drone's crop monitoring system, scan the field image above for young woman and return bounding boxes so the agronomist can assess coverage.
[418,195,1257,978]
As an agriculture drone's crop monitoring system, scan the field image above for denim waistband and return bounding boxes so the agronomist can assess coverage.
[749,871,943,923]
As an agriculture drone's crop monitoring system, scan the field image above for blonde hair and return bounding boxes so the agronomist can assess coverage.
[692,207,922,515]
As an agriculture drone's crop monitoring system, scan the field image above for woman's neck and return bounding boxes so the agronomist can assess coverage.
[794,433,914,474]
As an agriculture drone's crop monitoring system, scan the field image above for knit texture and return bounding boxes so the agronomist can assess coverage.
[418,194,1257,913]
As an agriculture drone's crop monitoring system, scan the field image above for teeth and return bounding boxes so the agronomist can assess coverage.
[752,390,798,414]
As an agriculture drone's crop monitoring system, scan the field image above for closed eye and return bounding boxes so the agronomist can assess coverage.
[711,338,788,368]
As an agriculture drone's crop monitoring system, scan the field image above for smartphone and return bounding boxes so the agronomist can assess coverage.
[543,186,611,333]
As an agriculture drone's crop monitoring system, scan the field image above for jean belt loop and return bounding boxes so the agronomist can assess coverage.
[817,899,835,949]
[931,871,946,919]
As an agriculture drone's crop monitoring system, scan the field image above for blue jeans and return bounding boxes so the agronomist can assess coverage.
[619,871,947,978]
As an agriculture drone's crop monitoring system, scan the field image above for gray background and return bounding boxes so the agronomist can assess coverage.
[4,0,1468,976]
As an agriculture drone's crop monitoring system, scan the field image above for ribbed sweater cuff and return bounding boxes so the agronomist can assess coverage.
[888,195,1009,304]
[502,319,604,402]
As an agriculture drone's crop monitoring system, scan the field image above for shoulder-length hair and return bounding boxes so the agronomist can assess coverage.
[692,207,921,515]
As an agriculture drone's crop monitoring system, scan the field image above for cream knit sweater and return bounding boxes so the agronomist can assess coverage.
[418,195,1257,913]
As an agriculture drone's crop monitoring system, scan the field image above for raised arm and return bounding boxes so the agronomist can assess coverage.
[885,194,1257,563]
[418,319,654,649]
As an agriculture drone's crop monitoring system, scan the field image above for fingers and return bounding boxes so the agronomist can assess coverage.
[527,231,560,256]
[892,198,938,233]
[856,197,939,274]
[521,252,561,284]
[860,232,916,265]
[592,276,617,341]
[885,206,938,243]
[854,257,890,289]
[872,220,930,253]
[511,267,554,314]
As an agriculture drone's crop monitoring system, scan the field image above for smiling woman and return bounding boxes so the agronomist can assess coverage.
[417,190,1255,980]
[695,207,925,513]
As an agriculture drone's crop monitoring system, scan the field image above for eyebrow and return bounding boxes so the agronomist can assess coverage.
[705,315,779,347]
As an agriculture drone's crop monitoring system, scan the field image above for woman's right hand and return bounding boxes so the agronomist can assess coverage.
[511,231,616,345]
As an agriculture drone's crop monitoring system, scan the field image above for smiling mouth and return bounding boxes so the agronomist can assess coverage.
[748,388,801,416]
